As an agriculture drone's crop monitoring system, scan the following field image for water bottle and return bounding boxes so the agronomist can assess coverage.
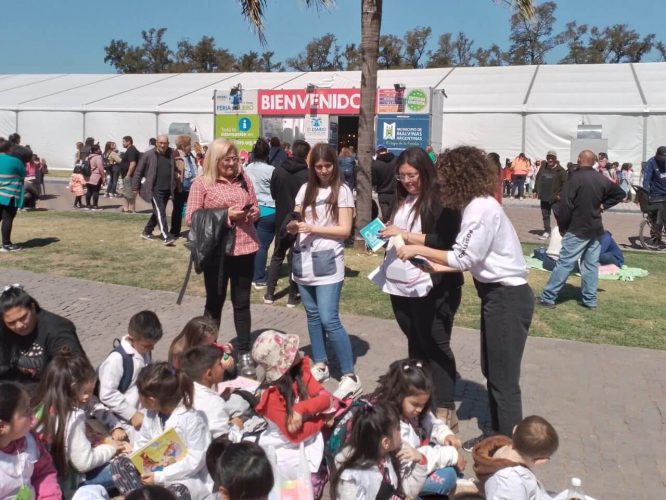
[567,477,585,500]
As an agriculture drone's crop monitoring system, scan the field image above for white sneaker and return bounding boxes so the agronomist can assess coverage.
[310,364,330,383]
[333,374,362,400]
[539,232,550,240]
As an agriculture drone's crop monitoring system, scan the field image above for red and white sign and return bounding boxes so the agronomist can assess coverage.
[258,89,361,115]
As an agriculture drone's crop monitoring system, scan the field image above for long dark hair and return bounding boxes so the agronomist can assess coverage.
[393,147,439,232]
[0,286,41,332]
[261,358,309,429]
[331,401,402,498]
[0,381,29,423]
[31,350,97,477]
[136,362,194,411]
[302,143,344,223]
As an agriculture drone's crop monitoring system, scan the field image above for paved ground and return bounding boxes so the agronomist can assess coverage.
[40,180,649,251]
[3,268,664,499]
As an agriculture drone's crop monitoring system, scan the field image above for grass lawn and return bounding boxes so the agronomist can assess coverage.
[2,210,664,350]
[45,170,73,179]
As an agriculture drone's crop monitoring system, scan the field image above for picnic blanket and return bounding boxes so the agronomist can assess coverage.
[525,256,649,282]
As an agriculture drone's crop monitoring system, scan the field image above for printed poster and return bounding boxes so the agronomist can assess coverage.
[214,114,260,160]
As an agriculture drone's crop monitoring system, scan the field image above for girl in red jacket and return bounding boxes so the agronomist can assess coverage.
[251,330,333,499]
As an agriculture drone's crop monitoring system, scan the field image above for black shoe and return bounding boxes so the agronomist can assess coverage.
[263,293,275,305]
[253,282,268,290]
[287,295,301,308]
[535,297,556,309]
[462,432,495,452]
[162,235,176,246]
[141,232,157,241]
[577,301,597,310]
[0,244,21,253]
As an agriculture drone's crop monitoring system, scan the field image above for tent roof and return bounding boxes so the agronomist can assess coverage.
[0,63,663,114]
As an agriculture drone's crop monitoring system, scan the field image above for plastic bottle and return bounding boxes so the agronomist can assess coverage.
[567,477,585,500]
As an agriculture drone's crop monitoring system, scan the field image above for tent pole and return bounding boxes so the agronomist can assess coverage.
[82,112,86,142]
[155,113,159,139]
[15,111,18,134]
[521,113,526,154]
[643,114,648,162]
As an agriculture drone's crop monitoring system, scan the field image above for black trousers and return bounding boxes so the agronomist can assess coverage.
[377,193,395,223]
[265,235,299,298]
[203,253,255,353]
[0,198,18,245]
[170,190,189,237]
[107,165,121,194]
[390,284,462,409]
[540,201,552,233]
[85,181,102,206]
[144,189,171,238]
[475,280,534,437]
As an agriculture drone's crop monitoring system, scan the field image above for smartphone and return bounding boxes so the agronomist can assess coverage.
[242,202,253,211]
[409,257,433,270]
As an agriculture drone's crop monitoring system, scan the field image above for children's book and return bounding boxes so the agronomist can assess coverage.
[217,376,260,395]
[130,428,187,475]
[84,419,111,447]
[360,218,387,252]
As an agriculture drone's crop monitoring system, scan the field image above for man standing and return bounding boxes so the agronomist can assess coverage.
[371,145,397,222]
[642,146,666,244]
[535,150,568,240]
[132,134,176,246]
[264,140,311,307]
[120,136,139,214]
[267,137,287,170]
[537,150,625,310]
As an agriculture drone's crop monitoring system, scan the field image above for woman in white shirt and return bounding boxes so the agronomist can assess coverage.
[369,147,463,432]
[287,143,361,400]
[397,146,534,451]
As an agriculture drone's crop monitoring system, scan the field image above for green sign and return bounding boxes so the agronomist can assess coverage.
[214,114,260,155]
[405,89,427,112]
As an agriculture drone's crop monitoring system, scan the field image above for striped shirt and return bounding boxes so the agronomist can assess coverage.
[0,154,26,208]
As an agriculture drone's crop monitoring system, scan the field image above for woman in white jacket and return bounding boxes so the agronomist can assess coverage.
[110,363,214,500]
[397,146,534,452]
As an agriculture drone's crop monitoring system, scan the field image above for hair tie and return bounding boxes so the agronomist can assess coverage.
[2,284,23,294]
[403,362,423,371]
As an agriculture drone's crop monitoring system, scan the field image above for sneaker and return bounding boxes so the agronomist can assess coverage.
[162,235,176,246]
[519,197,524,200]
[577,301,597,310]
[535,297,556,309]
[539,232,550,240]
[104,193,110,198]
[238,353,257,379]
[253,282,268,290]
[84,206,91,211]
[287,295,301,308]
[462,432,495,452]
[0,244,21,252]
[454,479,481,495]
[91,206,102,211]
[310,364,330,383]
[263,293,275,305]
[141,232,157,241]
[333,374,362,400]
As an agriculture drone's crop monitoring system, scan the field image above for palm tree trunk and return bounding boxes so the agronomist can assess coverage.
[354,0,382,248]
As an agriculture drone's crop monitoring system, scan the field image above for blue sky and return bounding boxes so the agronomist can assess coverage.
[1,0,662,73]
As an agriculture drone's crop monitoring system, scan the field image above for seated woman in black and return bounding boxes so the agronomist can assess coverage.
[0,285,84,392]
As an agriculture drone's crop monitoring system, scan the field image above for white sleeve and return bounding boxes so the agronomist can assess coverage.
[336,474,366,500]
[206,399,232,440]
[67,414,116,473]
[294,184,306,207]
[86,396,122,432]
[338,185,355,208]
[133,412,155,451]
[447,218,495,271]
[425,412,454,445]
[484,471,530,500]
[98,352,135,422]
[154,415,211,485]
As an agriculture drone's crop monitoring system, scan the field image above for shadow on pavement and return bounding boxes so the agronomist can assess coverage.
[455,376,490,432]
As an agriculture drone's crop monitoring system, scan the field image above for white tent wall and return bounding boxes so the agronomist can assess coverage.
[157,114,214,145]
[85,112,157,157]
[0,110,15,138]
[18,111,82,168]
[524,113,644,165]
[646,114,666,162]
[441,113,523,161]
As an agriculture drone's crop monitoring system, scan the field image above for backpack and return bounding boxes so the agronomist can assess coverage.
[323,396,375,474]
[81,157,92,178]
[94,339,134,396]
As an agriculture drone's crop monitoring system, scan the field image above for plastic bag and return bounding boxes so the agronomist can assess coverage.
[267,443,314,500]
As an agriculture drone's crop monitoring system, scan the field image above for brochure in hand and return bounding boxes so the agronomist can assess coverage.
[360,218,387,252]
[130,428,187,475]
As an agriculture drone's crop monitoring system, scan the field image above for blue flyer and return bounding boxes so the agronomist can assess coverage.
[361,218,387,252]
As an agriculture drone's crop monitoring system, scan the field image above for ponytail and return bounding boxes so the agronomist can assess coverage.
[137,362,194,410]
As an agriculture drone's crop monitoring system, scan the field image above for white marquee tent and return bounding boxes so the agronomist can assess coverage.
[0,63,664,170]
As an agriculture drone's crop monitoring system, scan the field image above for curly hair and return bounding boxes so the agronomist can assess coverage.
[437,146,498,210]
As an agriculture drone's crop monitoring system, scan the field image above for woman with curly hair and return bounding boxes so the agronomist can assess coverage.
[396,146,534,451]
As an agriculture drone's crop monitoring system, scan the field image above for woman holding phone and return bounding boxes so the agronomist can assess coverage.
[287,143,361,400]
[369,147,463,432]
[186,138,260,378]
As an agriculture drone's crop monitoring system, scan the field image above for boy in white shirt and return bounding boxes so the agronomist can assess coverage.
[180,345,248,441]
[472,415,559,500]
[97,311,163,440]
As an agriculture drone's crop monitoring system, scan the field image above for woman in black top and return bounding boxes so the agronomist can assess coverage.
[0,285,84,392]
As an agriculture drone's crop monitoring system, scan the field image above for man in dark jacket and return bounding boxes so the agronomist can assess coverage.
[371,145,397,221]
[535,150,568,240]
[132,134,176,246]
[267,137,287,170]
[642,146,666,242]
[537,150,625,310]
[264,140,311,306]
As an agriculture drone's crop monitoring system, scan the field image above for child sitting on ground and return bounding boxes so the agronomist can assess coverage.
[32,351,132,495]
[97,311,163,440]
[374,359,471,498]
[69,165,86,209]
[0,382,62,500]
[206,436,274,500]
[251,330,332,499]
[110,362,213,500]
[168,316,232,371]
[472,415,559,500]
[180,346,244,440]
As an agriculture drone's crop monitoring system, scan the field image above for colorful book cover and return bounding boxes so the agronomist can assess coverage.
[360,218,387,252]
[217,376,260,395]
[84,419,111,447]
[130,428,187,475]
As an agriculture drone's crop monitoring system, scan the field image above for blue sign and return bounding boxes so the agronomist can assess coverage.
[238,117,252,131]
[376,114,430,155]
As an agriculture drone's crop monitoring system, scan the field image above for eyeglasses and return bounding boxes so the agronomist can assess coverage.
[220,156,239,164]
[396,173,419,182]
[156,141,168,145]
[314,163,334,171]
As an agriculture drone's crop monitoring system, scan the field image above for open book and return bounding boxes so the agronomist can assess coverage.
[217,376,260,395]
[84,419,111,447]
[130,428,187,475]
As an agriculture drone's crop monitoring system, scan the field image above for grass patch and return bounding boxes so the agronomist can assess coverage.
[45,170,73,179]
[2,211,664,350]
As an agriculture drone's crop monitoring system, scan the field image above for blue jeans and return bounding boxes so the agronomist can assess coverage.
[599,252,622,267]
[297,281,355,375]
[541,233,601,307]
[420,466,459,496]
[79,462,115,489]
[253,213,276,283]
[511,174,526,198]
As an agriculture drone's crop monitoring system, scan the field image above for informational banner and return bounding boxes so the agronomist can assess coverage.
[215,90,259,115]
[258,89,361,115]
[304,115,330,144]
[377,89,404,114]
[403,88,430,114]
[376,114,430,155]
[215,114,260,161]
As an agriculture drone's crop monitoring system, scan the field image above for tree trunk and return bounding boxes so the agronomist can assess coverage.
[354,0,382,248]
